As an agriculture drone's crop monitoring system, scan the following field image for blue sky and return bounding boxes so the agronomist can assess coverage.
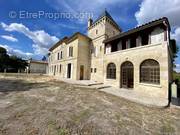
[0,0,180,71]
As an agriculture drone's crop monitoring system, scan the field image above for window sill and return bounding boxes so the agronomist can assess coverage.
[139,82,162,88]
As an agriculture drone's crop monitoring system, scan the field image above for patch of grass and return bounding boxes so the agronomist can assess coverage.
[57,128,69,135]
[47,120,70,135]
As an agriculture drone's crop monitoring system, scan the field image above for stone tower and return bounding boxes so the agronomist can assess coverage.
[87,10,121,82]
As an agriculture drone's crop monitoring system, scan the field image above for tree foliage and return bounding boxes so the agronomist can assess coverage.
[170,39,179,68]
[0,47,28,72]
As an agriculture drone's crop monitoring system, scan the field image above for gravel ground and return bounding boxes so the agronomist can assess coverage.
[0,74,180,135]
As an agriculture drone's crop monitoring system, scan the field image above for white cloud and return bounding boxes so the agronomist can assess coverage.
[171,27,180,44]
[1,35,18,42]
[135,0,180,71]
[47,0,134,23]
[175,63,180,72]
[135,0,180,27]
[0,22,59,55]
[135,0,180,43]
[0,44,34,59]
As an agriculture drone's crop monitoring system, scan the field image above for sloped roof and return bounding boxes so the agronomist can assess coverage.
[65,32,91,44]
[92,9,121,31]
[49,37,68,51]
[103,17,170,43]
[49,32,91,51]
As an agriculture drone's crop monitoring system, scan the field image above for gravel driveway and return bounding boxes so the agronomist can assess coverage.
[0,74,180,135]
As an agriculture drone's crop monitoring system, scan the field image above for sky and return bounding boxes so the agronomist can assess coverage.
[0,0,180,71]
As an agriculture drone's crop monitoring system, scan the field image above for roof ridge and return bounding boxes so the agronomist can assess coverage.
[104,17,170,43]
[49,32,91,51]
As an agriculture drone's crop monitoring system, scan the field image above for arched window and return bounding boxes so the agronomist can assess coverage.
[107,63,116,79]
[140,59,160,84]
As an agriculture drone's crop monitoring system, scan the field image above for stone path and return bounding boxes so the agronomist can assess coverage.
[56,77,169,108]
[100,87,169,108]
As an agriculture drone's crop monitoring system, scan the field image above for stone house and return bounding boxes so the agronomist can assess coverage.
[48,10,174,100]
[27,60,48,74]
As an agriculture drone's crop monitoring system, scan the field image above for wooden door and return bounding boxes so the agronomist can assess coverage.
[121,62,134,88]
[80,65,84,80]
[67,64,71,78]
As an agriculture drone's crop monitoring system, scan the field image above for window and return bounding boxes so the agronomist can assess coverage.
[96,29,98,35]
[140,59,160,84]
[57,53,60,60]
[59,64,62,73]
[69,47,73,57]
[94,68,97,73]
[107,63,116,79]
[60,51,63,59]
[91,68,93,73]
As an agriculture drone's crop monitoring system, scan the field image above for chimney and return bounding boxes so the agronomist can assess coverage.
[88,18,93,28]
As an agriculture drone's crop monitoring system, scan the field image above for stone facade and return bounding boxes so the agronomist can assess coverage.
[48,33,91,80]
[28,60,48,74]
[48,10,174,100]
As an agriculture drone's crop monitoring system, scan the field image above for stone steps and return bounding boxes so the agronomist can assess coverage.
[89,83,111,89]
[88,82,103,86]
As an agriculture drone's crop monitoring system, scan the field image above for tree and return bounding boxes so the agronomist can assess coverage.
[0,47,7,54]
[170,39,179,68]
[8,55,28,72]
[0,47,9,72]
[0,47,28,72]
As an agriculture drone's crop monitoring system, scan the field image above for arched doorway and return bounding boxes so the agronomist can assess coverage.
[121,61,134,88]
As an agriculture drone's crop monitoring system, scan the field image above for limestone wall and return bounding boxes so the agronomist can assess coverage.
[48,38,79,79]
[88,16,121,82]
[77,36,91,80]
[48,35,90,80]
[103,42,171,99]
[29,63,47,74]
